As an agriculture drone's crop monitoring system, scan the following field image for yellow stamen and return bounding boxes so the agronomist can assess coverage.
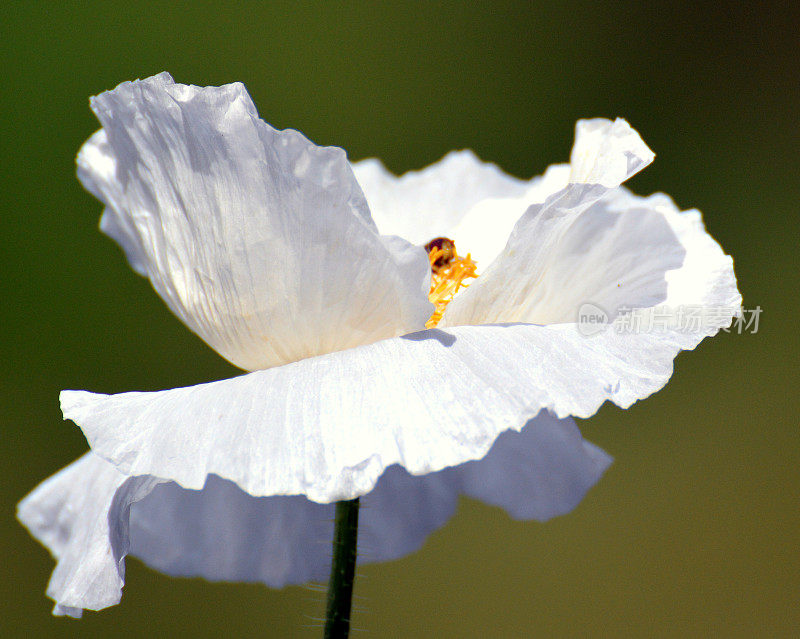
[425,240,478,328]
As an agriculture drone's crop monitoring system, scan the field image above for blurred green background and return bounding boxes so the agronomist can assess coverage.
[1,1,797,636]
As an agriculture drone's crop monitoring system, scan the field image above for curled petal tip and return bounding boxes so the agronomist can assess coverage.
[570,117,655,187]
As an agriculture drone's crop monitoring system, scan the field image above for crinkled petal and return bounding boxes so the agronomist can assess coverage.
[127,463,458,587]
[78,130,150,276]
[568,117,655,187]
[352,150,532,244]
[450,410,612,520]
[128,469,442,587]
[130,410,608,581]
[62,316,716,505]
[459,186,738,328]
[16,453,161,616]
[442,118,660,326]
[448,163,572,268]
[19,412,608,613]
[77,73,431,371]
[131,413,611,587]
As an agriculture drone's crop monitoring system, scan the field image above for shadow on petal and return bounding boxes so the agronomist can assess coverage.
[127,410,609,587]
[400,328,457,347]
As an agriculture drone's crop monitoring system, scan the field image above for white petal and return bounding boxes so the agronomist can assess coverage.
[442,117,653,272]
[77,73,431,371]
[127,464,457,587]
[129,412,608,582]
[129,476,337,586]
[448,163,572,268]
[450,410,612,520]
[462,187,738,328]
[352,150,531,244]
[63,318,709,505]
[569,117,655,187]
[77,130,150,276]
[441,118,660,326]
[16,453,161,615]
[20,413,608,613]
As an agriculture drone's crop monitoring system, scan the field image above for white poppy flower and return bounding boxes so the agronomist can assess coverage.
[18,73,740,617]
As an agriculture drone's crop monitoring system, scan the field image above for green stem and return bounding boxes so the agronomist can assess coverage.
[324,497,360,639]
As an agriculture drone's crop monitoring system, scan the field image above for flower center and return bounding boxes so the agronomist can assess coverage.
[424,237,478,328]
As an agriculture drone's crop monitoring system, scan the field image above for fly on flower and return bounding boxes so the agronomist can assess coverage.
[425,237,457,269]
[18,73,740,618]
